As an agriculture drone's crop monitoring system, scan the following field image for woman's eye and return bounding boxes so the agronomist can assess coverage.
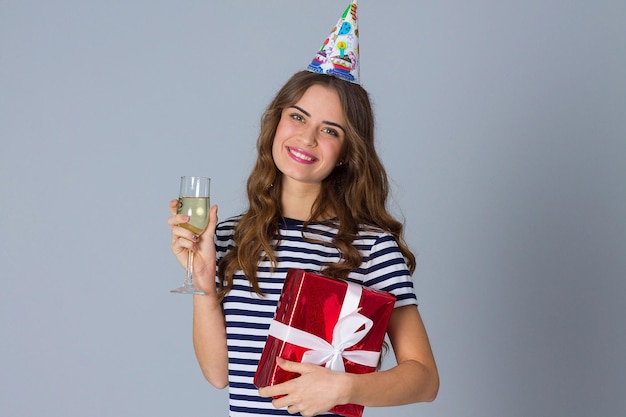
[322,127,339,137]
[290,113,304,122]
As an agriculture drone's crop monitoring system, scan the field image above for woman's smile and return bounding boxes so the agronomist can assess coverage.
[287,146,318,164]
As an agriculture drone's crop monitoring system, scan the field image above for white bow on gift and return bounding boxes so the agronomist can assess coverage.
[267,281,381,372]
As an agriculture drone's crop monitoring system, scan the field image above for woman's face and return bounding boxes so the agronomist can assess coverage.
[272,84,346,187]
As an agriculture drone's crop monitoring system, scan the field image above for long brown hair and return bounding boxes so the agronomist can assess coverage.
[218,71,415,299]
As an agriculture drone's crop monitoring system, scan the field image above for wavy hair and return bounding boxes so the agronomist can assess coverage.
[217,71,415,299]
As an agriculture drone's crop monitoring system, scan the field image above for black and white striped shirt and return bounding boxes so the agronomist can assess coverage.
[215,216,418,416]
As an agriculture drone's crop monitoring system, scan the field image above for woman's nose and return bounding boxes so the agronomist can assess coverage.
[299,126,317,147]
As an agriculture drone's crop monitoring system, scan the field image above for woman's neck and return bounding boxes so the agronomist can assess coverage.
[279,181,321,221]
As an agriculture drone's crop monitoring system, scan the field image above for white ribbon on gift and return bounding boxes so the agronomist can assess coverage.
[267,280,381,372]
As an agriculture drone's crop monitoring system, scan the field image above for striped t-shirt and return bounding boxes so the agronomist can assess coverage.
[214,216,418,417]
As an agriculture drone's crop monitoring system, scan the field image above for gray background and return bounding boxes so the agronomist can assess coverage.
[1,1,625,416]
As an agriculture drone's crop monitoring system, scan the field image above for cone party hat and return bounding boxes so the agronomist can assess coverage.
[307,1,360,84]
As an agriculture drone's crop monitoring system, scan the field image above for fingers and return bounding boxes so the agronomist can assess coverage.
[258,359,314,399]
[168,202,219,259]
[258,385,277,399]
[167,211,190,229]
[169,199,178,214]
[171,229,198,251]
[267,391,297,414]
[258,358,336,416]
[169,216,196,247]
[276,397,318,417]
[204,205,219,235]
[168,199,195,255]
[276,357,318,375]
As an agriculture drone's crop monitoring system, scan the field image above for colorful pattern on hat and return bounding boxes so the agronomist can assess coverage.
[307,1,359,84]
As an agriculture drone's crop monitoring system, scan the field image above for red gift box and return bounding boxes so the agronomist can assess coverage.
[254,269,396,417]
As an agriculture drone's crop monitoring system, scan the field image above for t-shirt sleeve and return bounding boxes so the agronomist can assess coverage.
[362,233,418,308]
[214,218,238,286]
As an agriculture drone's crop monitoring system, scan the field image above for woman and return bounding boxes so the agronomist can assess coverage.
[168,70,439,416]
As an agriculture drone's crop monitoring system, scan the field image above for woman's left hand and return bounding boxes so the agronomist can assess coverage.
[258,357,351,416]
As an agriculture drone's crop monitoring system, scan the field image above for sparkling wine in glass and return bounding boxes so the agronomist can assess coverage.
[171,176,210,295]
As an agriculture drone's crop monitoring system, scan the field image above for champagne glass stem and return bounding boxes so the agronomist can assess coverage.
[186,250,194,288]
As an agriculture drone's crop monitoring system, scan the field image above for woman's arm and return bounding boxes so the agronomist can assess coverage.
[192,293,229,389]
[168,202,229,389]
[343,304,439,406]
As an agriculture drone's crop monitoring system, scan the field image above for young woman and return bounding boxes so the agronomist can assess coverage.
[168,70,439,416]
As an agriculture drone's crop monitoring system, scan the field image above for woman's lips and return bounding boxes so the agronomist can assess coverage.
[287,146,317,164]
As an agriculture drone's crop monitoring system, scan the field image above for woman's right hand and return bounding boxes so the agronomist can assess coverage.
[168,199,219,296]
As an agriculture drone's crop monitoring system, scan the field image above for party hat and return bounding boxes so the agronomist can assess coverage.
[307,1,360,84]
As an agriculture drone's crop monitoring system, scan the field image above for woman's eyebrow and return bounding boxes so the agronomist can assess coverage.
[323,120,346,134]
[289,105,346,134]
[290,105,311,117]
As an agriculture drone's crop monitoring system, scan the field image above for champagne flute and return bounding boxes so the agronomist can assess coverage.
[171,176,211,295]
